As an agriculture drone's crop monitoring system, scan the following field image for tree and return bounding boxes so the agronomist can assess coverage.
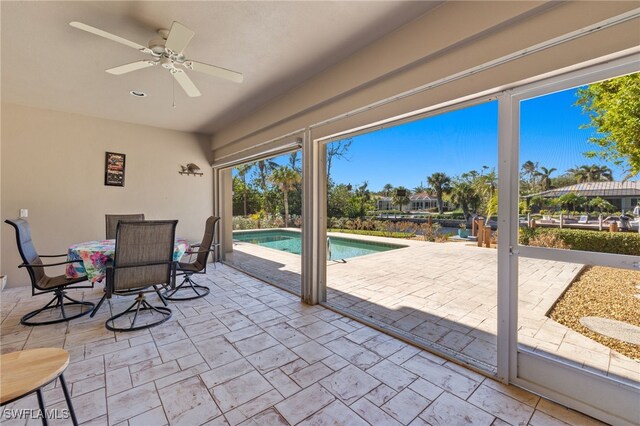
[382,183,394,197]
[326,139,352,187]
[473,168,497,217]
[589,196,615,213]
[352,182,372,217]
[255,158,279,212]
[558,193,587,213]
[269,166,301,227]
[535,166,557,191]
[568,164,614,182]
[327,184,352,218]
[575,73,640,177]
[550,173,578,189]
[234,163,254,216]
[528,195,545,212]
[288,151,302,172]
[427,172,451,213]
[567,166,588,183]
[450,178,480,220]
[413,182,427,193]
[392,186,411,212]
[521,160,539,189]
[232,178,261,217]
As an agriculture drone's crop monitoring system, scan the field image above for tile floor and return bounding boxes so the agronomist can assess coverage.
[227,233,639,383]
[0,264,607,425]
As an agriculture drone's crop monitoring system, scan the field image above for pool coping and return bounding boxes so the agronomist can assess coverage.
[232,227,427,249]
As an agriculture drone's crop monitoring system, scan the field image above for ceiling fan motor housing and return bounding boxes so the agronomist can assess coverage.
[149,38,166,56]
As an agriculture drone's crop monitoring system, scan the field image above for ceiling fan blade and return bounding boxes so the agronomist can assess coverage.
[172,69,201,97]
[70,22,153,54]
[182,60,243,83]
[165,21,194,54]
[106,60,157,75]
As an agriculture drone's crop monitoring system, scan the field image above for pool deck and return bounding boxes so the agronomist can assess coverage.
[226,230,639,385]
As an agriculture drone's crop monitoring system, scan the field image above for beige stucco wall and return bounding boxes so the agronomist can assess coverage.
[1,103,213,287]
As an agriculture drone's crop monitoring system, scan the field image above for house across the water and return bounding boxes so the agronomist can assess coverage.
[527,181,640,212]
[376,192,451,211]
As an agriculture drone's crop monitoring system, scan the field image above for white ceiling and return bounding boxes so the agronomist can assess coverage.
[1,1,441,135]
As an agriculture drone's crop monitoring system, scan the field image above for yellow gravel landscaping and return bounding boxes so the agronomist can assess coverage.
[549,266,640,361]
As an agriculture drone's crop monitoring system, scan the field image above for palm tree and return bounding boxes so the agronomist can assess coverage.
[354,181,372,217]
[568,164,614,182]
[382,183,394,197]
[288,151,301,172]
[450,179,480,221]
[256,158,279,211]
[269,166,301,227]
[521,160,539,188]
[413,182,427,193]
[567,166,588,183]
[235,163,254,216]
[597,165,614,181]
[392,186,411,212]
[427,172,451,214]
[535,166,557,191]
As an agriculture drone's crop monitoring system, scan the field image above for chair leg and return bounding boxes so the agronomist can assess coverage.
[105,292,171,332]
[90,293,107,318]
[59,374,78,426]
[21,289,95,326]
[153,285,168,306]
[163,274,210,301]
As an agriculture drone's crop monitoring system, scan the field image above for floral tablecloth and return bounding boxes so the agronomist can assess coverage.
[66,238,189,283]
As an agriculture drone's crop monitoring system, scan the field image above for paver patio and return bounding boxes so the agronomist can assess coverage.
[227,232,639,385]
[0,264,609,425]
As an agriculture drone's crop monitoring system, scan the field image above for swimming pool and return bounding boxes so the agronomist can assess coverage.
[233,230,407,260]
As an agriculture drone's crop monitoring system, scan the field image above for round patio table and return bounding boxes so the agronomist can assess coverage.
[66,238,189,283]
[0,348,78,425]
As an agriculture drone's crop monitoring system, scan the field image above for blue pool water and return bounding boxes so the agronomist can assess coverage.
[233,230,406,260]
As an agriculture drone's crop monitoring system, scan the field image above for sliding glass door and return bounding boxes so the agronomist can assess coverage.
[506,59,639,425]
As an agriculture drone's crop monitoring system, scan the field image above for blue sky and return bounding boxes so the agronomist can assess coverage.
[239,85,627,191]
[326,87,626,191]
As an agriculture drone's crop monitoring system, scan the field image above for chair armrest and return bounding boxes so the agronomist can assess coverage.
[19,259,84,268]
[185,248,215,255]
[39,253,68,258]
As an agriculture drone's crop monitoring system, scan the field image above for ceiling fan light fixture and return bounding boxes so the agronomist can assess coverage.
[129,90,147,97]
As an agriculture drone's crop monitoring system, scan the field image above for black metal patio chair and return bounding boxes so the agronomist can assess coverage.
[164,216,219,301]
[4,218,94,326]
[104,220,177,332]
[105,213,145,239]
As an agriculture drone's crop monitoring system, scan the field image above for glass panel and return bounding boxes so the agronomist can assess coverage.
[225,150,302,295]
[518,73,640,256]
[518,260,639,388]
[325,101,499,374]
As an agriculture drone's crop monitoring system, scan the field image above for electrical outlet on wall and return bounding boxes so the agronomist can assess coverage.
[19,209,28,218]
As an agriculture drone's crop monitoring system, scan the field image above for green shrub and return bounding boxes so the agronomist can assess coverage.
[519,228,640,255]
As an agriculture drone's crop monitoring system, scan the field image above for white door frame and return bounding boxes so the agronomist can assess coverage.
[501,53,640,425]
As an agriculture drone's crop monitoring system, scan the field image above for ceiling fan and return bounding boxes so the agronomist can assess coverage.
[69,21,243,97]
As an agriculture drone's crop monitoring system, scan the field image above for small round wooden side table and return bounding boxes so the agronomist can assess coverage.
[0,348,78,426]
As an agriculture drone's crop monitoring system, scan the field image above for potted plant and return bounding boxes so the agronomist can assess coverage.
[458,222,469,239]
